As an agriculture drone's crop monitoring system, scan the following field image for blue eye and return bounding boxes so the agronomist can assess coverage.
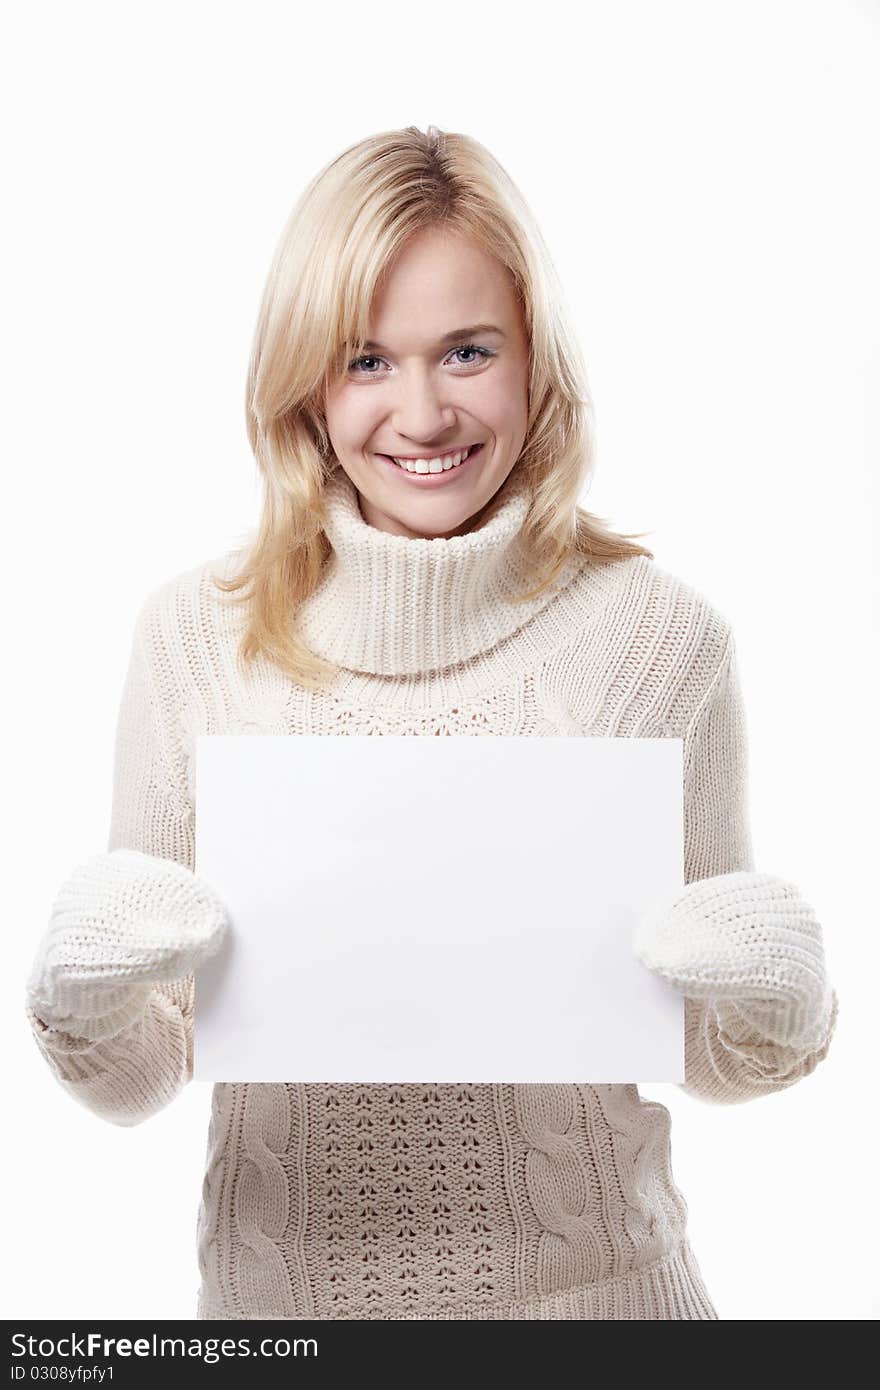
[448,344,494,366]
[347,344,496,374]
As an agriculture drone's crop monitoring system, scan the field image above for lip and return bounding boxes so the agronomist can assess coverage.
[377,442,484,485]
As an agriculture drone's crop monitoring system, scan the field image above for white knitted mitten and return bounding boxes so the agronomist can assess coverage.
[26,848,230,1043]
[632,870,835,1054]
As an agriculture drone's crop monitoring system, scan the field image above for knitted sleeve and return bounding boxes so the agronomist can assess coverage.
[676,628,838,1104]
[25,601,200,1126]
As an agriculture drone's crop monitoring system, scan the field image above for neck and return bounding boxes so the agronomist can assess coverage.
[293,466,581,677]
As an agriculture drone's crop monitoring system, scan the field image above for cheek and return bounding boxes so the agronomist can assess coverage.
[325,386,383,446]
[471,363,529,430]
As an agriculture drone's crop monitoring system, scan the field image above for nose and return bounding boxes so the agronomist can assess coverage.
[390,366,457,445]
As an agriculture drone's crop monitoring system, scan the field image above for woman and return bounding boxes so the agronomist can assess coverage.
[25,125,838,1321]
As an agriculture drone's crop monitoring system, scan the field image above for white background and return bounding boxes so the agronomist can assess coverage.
[3,0,876,1322]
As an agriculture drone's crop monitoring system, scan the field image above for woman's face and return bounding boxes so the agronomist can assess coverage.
[324,225,530,539]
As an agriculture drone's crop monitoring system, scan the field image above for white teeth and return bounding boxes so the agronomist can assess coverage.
[391,446,473,474]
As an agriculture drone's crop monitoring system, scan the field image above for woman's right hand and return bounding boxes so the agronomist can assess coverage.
[26,848,230,1043]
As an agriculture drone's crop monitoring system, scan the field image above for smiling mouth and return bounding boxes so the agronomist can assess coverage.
[380,443,483,474]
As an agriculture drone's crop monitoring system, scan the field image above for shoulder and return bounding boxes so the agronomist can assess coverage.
[560,552,738,732]
[572,550,733,644]
[623,551,733,652]
[130,547,248,679]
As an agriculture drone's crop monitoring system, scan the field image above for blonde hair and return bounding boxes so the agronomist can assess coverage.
[214,124,654,689]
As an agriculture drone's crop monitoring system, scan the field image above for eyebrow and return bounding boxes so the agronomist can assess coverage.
[360,324,507,352]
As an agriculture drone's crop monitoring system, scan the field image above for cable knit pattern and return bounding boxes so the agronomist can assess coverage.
[25,463,837,1320]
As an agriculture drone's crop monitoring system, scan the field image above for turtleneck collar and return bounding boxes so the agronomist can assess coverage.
[293,465,583,677]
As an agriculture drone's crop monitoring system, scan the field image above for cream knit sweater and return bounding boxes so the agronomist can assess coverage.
[26,465,838,1321]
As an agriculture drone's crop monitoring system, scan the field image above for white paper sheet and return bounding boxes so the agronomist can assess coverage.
[193,735,685,1083]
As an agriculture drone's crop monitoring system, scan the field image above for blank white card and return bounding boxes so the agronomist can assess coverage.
[193,735,685,1083]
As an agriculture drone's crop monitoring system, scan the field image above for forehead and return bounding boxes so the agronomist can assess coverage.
[366,227,520,344]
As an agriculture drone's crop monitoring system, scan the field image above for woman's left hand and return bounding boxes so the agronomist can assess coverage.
[632,870,836,1053]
